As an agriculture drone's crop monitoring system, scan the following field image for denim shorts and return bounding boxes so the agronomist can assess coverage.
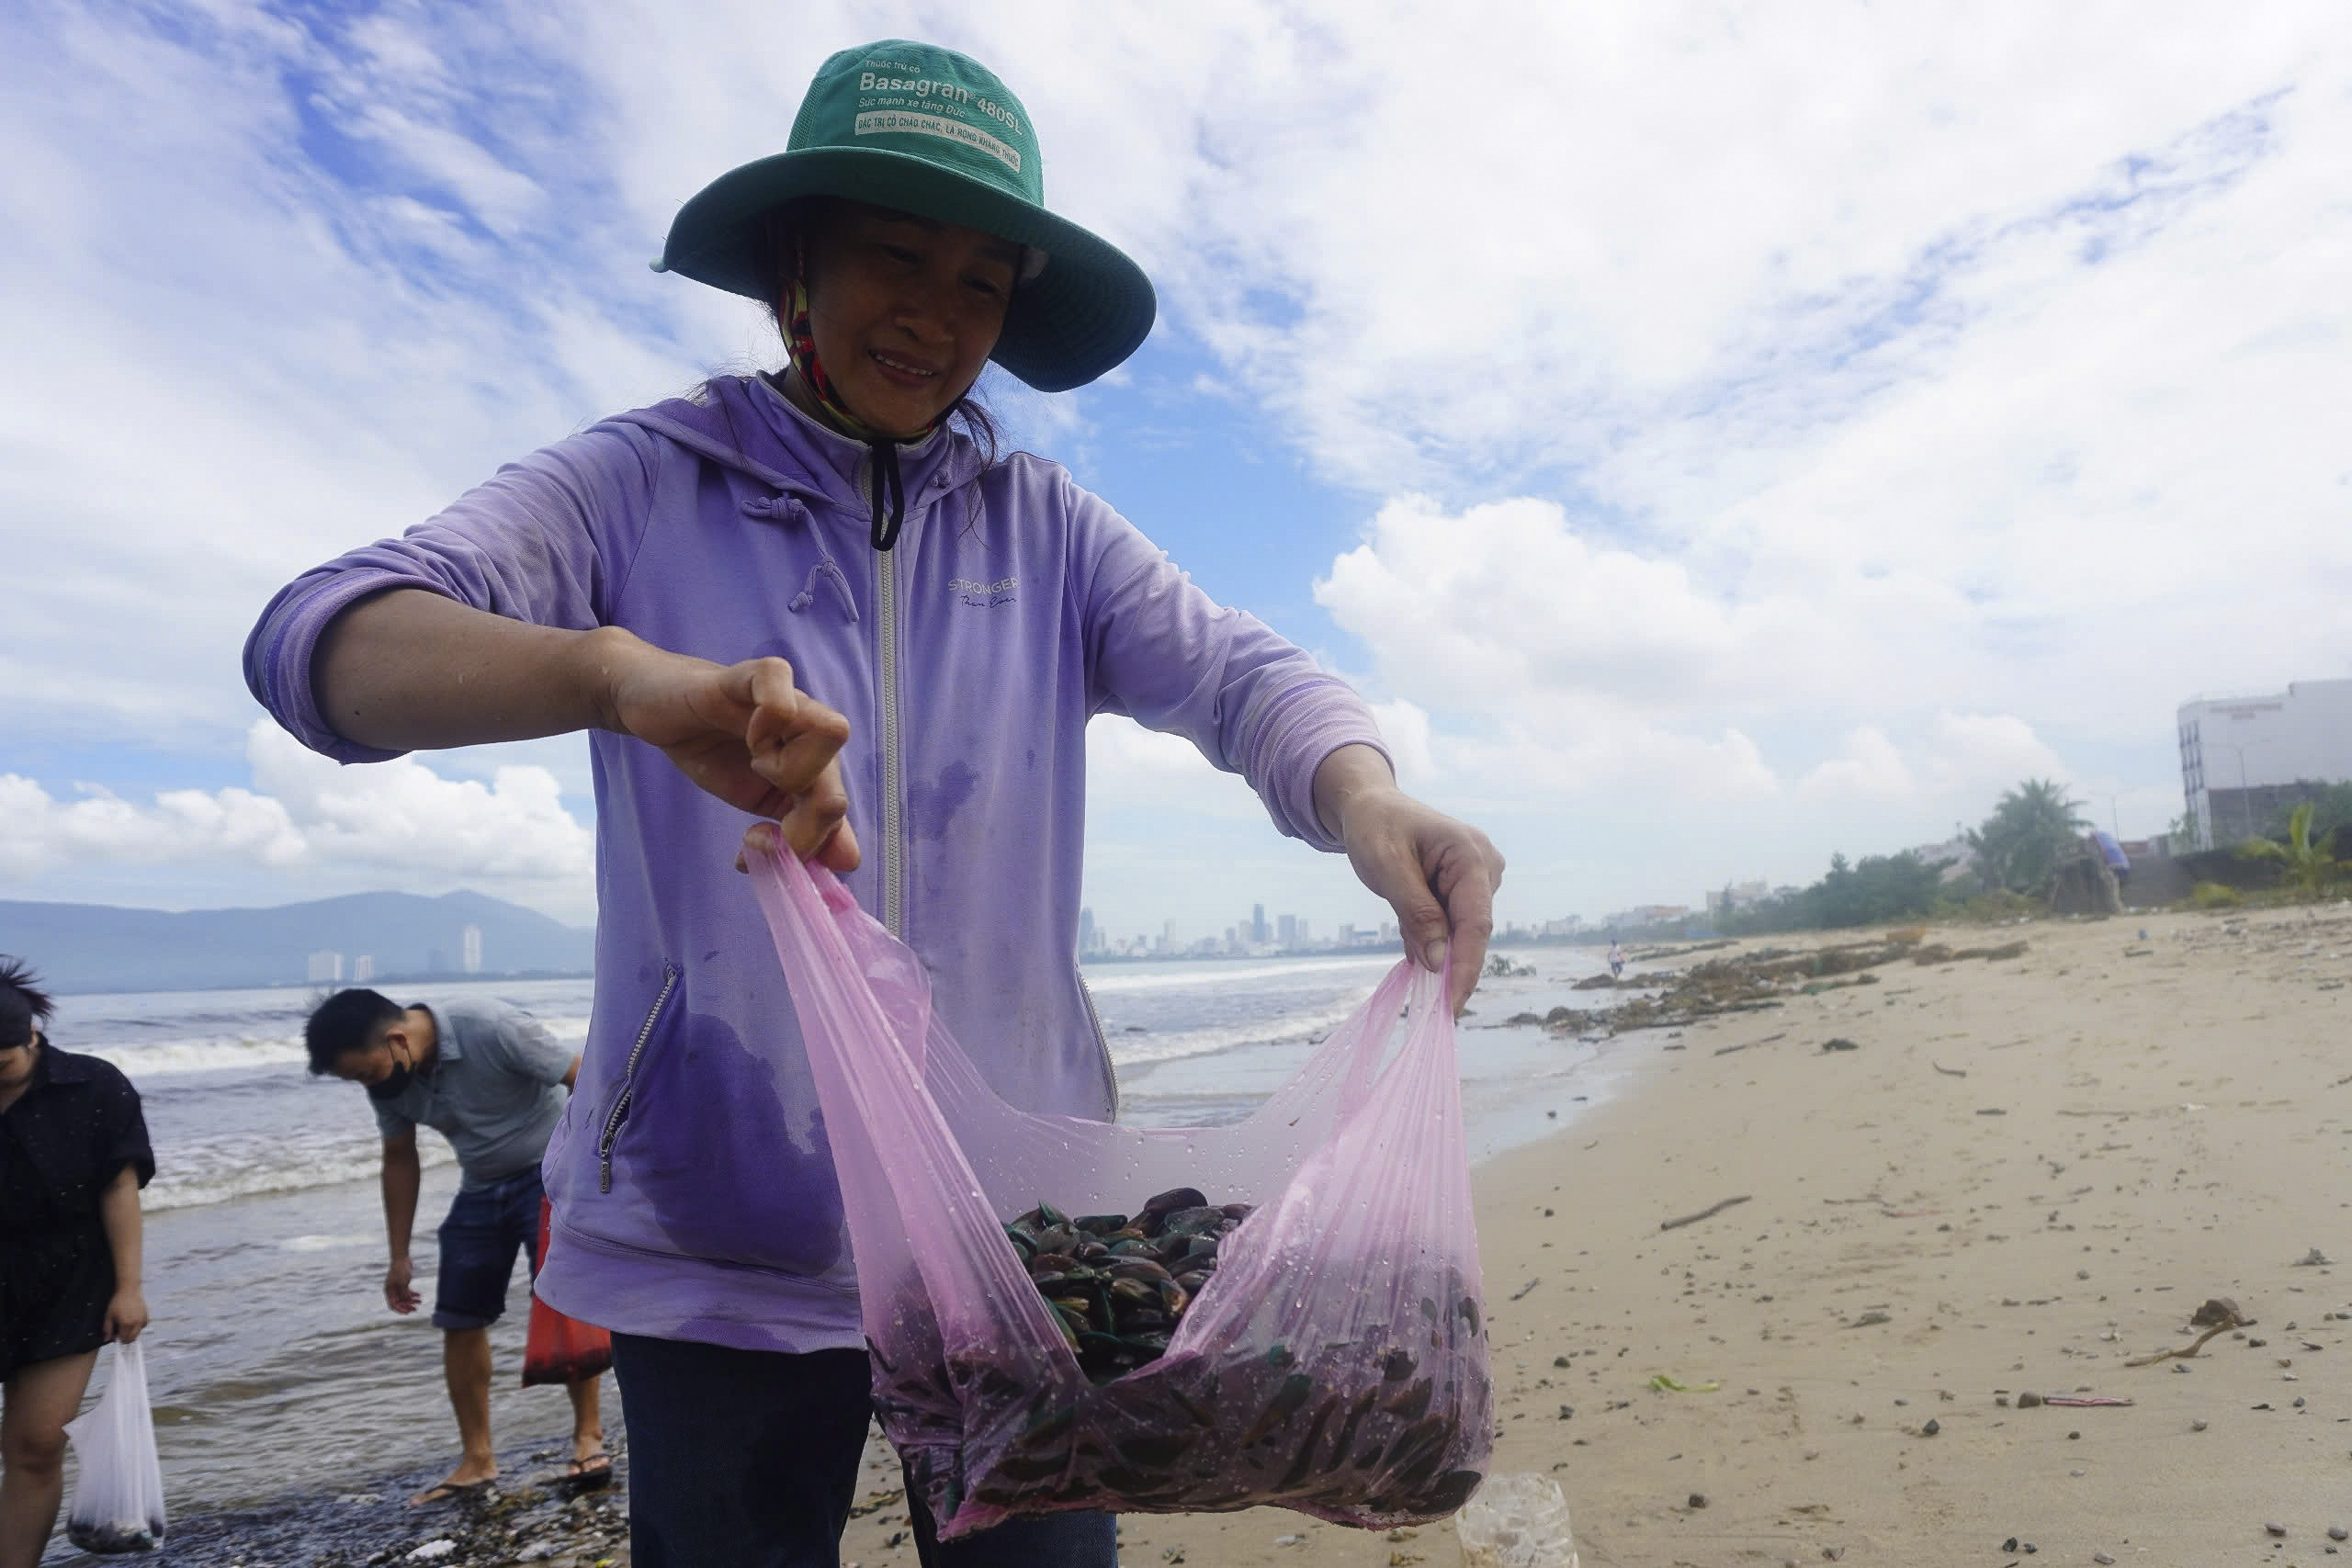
[433,1166,545,1331]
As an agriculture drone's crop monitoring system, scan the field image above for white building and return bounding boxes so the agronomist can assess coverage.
[306,950,344,984]
[2178,678,2352,848]
[461,924,483,975]
[352,954,374,983]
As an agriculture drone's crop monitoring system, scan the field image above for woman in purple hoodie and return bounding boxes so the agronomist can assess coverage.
[247,39,1501,1568]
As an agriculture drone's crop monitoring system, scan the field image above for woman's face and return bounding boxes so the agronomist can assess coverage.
[796,202,1021,437]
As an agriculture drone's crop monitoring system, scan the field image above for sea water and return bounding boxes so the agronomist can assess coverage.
[39,950,1623,1521]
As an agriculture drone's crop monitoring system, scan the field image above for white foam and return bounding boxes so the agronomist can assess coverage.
[91,1038,311,1078]
[278,1234,376,1252]
[145,1142,457,1213]
[1106,996,1373,1069]
[1080,954,1398,996]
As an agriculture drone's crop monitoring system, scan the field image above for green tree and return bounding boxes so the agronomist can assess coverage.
[2239,801,2340,896]
[2262,782,2352,847]
[1968,779,2090,893]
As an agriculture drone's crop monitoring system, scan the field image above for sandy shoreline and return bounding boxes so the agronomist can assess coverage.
[1067,904,2352,1568]
[123,906,2352,1566]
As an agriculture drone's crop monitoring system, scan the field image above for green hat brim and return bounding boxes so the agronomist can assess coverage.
[656,146,1156,395]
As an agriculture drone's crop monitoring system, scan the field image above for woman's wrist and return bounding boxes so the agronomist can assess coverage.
[577,625,654,734]
[1312,744,1401,843]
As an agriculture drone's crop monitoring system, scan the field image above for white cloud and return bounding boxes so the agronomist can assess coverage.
[6,0,2348,932]
[0,724,593,917]
[1084,715,1261,822]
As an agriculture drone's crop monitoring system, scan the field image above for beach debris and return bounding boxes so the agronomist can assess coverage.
[2126,1299,2252,1366]
[2330,1524,2347,1541]
[1688,1492,1708,1508]
[2015,1391,2042,1408]
[1659,1194,1751,1231]
[406,1543,458,1562]
[2267,1522,2288,1538]
[2294,1247,2335,1266]
[1510,1278,1542,1301]
[1843,1311,1892,1329]
[1974,1108,2007,1115]
[1931,1063,1966,1077]
[2042,1396,2132,1408]
[1919,1419,1939,1436]
[1647,1374,1719,1393]
[1820,1038,1860,1053]
[2191,1419,2208,1430]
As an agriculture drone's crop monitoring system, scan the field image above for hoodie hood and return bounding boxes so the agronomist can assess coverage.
[609,375,984,530]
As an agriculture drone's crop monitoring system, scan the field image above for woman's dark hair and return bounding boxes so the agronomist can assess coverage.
[303,987,404,1076]
[0,955,53,1045]
[748,197,1006,466]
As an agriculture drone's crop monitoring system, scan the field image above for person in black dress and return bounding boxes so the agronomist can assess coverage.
[0,957,153,1568]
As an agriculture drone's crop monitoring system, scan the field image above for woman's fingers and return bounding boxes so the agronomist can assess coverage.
[734,791,863,874]
[741,658,849,796]
[1341,792,1504,1014]
[1433,839,1499,1012]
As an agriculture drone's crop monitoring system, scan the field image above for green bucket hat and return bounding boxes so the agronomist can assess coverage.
[654,39,1157,395]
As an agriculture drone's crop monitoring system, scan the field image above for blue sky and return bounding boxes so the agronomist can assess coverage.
[4,0,2350,944]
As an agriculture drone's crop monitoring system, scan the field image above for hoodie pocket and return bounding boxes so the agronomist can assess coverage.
[598,964,678,1194]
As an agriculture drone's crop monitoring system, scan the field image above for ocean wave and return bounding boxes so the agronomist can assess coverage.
[1080,954,1398,995]
[89,1037,311,1078]
[145,1141,457,1213]
[1105,995,1374,1070]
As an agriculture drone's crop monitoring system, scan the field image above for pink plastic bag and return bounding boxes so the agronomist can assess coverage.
[749,849,1492,1540]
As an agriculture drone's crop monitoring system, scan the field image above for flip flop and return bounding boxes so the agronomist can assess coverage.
[564,1450,614,1490]
[409,1477,495,1508]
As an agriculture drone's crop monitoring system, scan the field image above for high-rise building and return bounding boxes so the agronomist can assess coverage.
[352,954,374,982]
[462,924,483,975]
[1079,907,1098,955]
[1251,904,1268,945]
[1277,913,1297,947]
[306,950,344,984]
[2178,678,2352,848]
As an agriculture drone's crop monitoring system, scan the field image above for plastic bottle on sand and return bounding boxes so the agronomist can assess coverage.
[1455,1472,1577,1567]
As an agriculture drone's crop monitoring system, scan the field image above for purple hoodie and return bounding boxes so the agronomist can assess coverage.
[244,376,1386,1352]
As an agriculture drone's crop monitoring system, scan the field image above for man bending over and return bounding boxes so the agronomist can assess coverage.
[305,988,605,1505]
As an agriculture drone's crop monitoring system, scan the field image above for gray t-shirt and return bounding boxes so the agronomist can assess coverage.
[371,1000,573,1189]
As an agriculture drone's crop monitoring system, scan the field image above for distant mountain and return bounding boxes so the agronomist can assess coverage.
[0,891,595,994]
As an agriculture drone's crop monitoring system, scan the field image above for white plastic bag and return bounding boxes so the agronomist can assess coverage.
[64,1339,166,1553]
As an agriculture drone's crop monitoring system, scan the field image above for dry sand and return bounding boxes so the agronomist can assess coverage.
[834,902,2352,1568]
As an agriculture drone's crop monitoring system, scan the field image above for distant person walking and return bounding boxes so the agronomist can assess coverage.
[0,958,153,1568]
[1608,941,1625,980]
[304,989,605,1506]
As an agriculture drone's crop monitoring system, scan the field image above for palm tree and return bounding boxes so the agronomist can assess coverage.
[1968,779,2091,893]
[2239,802,2340,897]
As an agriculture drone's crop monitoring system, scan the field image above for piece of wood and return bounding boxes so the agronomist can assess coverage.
[1660,1194,1752,1232]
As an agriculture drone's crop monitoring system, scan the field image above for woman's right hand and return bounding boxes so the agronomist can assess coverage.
[594,630,860,870]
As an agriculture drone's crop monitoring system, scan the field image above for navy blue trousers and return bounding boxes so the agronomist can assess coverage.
[610,1334,1117,1568]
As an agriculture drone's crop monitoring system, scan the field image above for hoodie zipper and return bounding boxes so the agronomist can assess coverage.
[598,964,677,1193]
[865,461,907,938]
[1076,969,1119,1121]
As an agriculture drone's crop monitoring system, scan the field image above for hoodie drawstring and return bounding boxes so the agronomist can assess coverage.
[740,492,859,621]
[789,558,859,622]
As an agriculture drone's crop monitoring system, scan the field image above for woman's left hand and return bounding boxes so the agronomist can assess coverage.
[1329,778,1505,1014]
[103,1287,148,1344]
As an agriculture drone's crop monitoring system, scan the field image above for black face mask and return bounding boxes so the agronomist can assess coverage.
[366,1062,417,1101]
